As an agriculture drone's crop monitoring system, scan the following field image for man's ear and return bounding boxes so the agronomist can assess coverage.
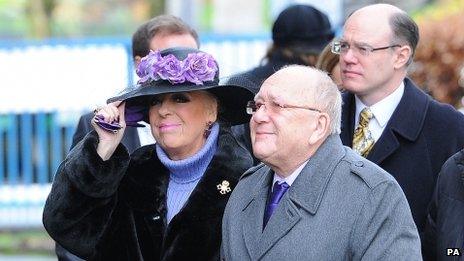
[309,113,330,145]
[393,45,412,69]
[134,56,142,67]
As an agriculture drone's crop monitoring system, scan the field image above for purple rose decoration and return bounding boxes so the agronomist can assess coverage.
[135,50,218,86]
[156,54,186,84]
[136,50,163,84]
[183,53,218,85]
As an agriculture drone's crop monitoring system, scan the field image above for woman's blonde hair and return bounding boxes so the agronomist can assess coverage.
[315,41,339,75]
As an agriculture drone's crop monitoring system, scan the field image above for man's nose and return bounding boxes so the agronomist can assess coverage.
[252,104,269,123]
[341,48,358,65]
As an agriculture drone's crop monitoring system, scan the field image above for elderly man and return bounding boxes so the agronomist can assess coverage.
[221,65,421,260]
[335,4,464,242]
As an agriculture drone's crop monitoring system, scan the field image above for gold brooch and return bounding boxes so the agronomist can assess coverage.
[216,180,231,195]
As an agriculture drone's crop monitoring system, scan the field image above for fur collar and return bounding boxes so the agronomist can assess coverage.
[121,125,252,212]
[119,125,253,259]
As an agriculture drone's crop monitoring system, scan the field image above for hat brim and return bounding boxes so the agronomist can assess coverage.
[107,81,254,126]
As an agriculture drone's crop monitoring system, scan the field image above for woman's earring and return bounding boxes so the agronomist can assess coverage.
[204,121,213,137]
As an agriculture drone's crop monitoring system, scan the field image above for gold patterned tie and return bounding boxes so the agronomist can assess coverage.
[352,108,375,157]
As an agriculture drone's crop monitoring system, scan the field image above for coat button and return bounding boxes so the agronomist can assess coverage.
[152,215,160,221]
[355,161,364,167]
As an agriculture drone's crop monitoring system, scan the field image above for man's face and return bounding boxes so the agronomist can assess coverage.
[250,79,319,167]
[150,32,198,51]
[339,12,399,99]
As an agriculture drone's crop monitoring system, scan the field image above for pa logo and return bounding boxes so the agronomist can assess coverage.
[446,248,462,256]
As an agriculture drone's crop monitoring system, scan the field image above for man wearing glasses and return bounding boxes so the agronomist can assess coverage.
[221,65,421,260]
[334,3,464,250]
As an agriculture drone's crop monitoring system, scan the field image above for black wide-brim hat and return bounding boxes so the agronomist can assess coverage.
[107,47,255,126]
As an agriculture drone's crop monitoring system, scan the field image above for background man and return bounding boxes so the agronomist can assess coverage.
[57,14,199,261]
[336,4,464,242]
[222,65,421,260]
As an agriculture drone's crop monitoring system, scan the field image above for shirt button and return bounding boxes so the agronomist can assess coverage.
[355,161,364,167]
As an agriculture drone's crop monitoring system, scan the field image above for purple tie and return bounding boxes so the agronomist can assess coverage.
[263,181,290,227]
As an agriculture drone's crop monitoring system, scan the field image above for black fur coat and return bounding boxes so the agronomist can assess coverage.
[43,126,253,261]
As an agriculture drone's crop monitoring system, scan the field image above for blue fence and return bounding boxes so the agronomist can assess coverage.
[0,34,269,228]
[0,113,76,185]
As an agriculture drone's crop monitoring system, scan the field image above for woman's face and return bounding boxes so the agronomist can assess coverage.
[149,91,217,160]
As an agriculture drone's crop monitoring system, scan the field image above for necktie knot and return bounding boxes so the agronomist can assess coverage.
[270,182,290,204]
[264,181,290,228]
[359,107,373,126]
[353,107,375,157]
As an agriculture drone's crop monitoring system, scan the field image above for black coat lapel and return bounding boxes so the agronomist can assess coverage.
[366,128,400,164]
[122,144,169,215]
[341,91,356,147]
[367,78,428,165]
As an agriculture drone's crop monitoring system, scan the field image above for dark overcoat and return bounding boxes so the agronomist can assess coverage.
[423,149,464,260]
[340,78,464,234]
[43,126,253,261]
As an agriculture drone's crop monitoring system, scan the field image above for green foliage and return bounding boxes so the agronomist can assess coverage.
[0,229,54,256]
[0,0,28,38]
[0,0,161,39]
[413,0,464,21]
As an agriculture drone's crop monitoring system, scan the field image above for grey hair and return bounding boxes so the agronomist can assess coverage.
[280,65,342,134]
[272,64,342,134]
[280,65,342,135]
[310,68,342,135]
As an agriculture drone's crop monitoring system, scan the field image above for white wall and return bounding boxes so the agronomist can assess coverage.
[0,38,269,113]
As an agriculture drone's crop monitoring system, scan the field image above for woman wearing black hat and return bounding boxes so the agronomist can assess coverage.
[43,47,254,261]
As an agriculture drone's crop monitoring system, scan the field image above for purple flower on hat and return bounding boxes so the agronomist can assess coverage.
[136,50,163,84]
[136,50,218,85]
[183,53,218,85]
[156,54,186,84]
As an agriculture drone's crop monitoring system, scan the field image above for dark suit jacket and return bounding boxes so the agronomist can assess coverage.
[340,78,464,234]
[71,112,141,152]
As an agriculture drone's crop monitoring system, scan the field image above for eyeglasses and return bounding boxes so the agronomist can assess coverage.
[246,100,321,115]
[331,40,401,57]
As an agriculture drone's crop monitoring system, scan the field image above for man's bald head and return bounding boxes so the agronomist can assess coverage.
[263,66,316,105]
[351,3,404,18]
[347,4,419,65]
[261,65,342,134]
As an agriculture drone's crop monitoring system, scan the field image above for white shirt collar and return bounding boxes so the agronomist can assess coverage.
[136,121,156,146]
[355,82,404,128]
[272,160,308,188]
